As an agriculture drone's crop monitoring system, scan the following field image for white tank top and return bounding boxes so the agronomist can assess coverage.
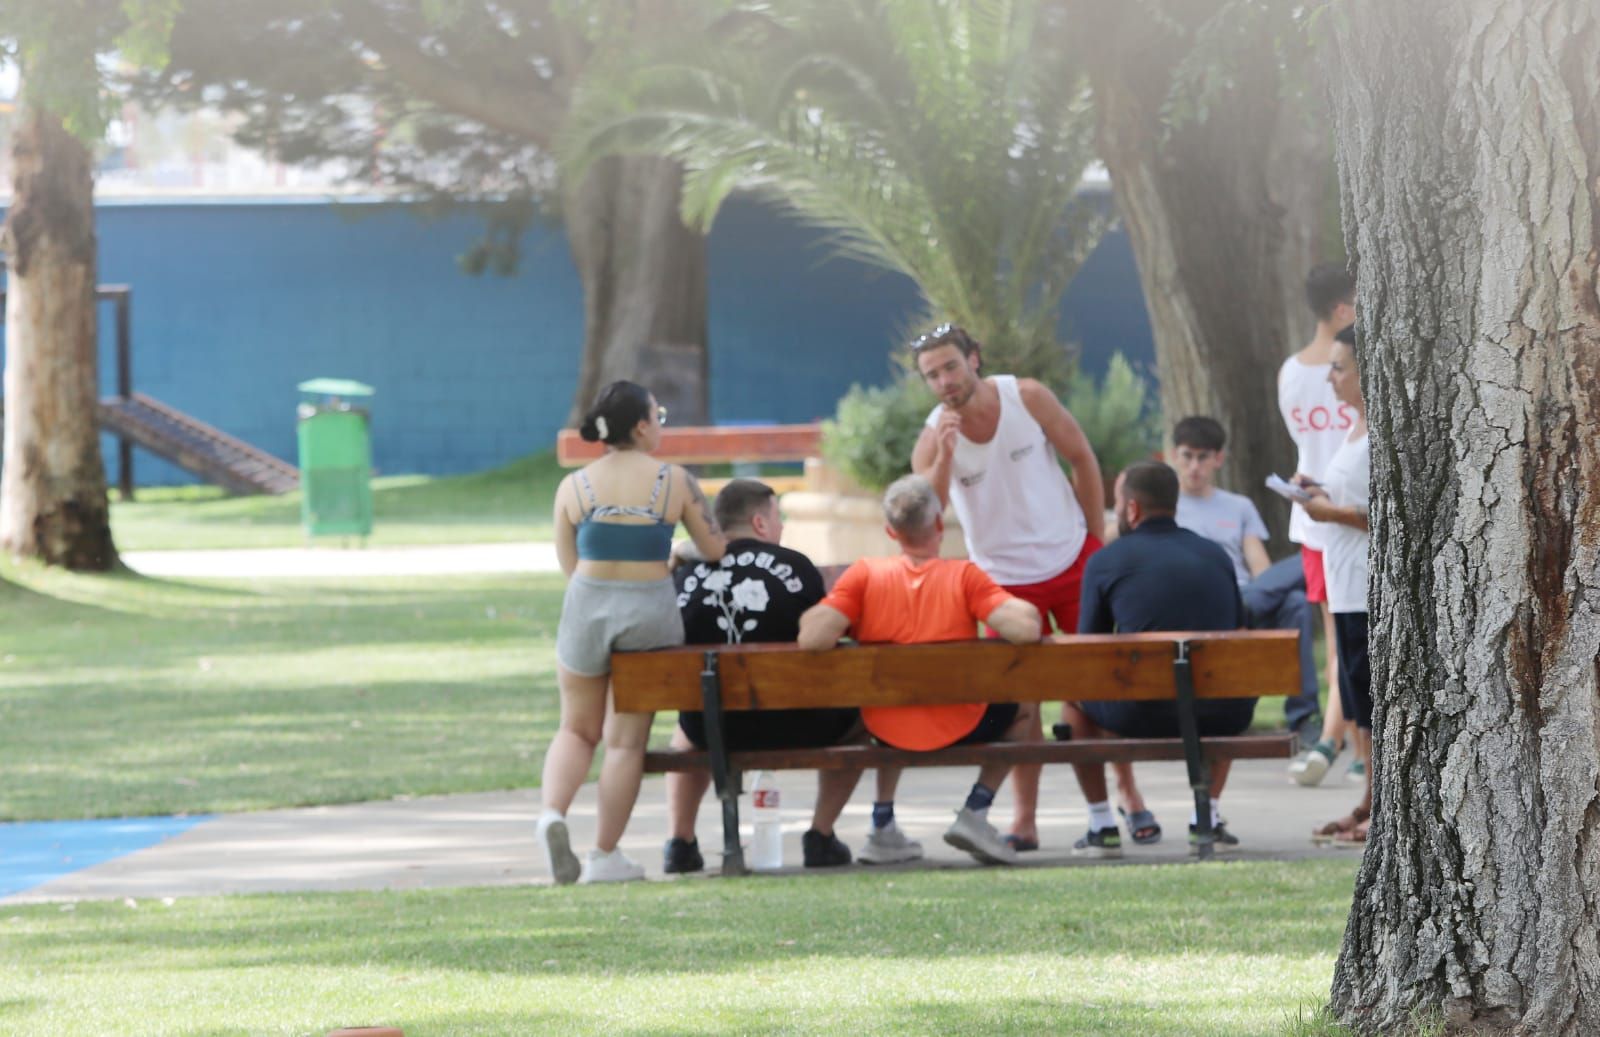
[1277,355,1359,548]
[925,375,1087,585]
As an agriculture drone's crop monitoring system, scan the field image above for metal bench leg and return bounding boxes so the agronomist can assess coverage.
[1173,640,1214,861]
[700,651,746,876]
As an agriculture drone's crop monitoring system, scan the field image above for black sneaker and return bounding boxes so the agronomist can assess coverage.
[1071,826,1123,858]
[663,837,704,874]
[1188,823,1241,855]
[802,828,853,868]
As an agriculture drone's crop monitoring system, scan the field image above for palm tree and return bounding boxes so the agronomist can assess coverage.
[566,0,1105,383]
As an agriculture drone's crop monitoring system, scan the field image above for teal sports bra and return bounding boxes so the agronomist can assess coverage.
[574,464,676,562]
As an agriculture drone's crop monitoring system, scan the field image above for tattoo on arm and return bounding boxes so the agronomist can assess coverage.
[685,471,721,534]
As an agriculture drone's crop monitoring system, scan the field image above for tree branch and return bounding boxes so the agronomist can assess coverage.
[339,0,566,148]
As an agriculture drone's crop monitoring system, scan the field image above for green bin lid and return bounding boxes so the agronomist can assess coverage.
[298,378,375,397]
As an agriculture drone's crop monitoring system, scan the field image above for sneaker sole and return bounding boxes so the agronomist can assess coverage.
[542,821,581,886]
[943,830,1016,866]
[858,848,925,865]
[1070,844,1123,859]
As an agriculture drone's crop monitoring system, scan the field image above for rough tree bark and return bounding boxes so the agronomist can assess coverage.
[1076,0,1334,545]
[0,106,118,572]
[1327,1,1600,1032]
[564,155,709,426]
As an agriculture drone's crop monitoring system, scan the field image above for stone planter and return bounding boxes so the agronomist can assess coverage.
[779,458,967,566]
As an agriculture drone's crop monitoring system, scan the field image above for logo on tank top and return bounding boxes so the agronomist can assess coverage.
[958,472,986,488]
[1009,444,1035,462]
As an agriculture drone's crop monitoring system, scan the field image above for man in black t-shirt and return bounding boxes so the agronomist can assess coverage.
[663,480,864,873]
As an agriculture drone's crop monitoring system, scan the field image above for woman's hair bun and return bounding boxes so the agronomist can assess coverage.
[580,381,651,447]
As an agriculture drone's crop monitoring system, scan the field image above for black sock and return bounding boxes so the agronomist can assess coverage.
[964,783,997,813]
[872,801,895,829]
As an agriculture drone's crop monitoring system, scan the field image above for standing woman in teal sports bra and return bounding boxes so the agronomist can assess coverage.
[538,381,726,884]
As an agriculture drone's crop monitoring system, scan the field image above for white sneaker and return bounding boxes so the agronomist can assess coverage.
[536,811,580,886]
[579,847,646,884]
[858,821,925,864]
[942,807,1018,866]
[1287,739,1340,787]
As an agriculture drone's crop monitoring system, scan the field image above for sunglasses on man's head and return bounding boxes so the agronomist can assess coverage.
[657,405,668,426]
[910,323,975,354]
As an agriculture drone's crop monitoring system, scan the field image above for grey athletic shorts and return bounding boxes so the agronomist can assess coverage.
[555,575,685,677]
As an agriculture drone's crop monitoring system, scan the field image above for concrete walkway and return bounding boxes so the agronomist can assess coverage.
[122,542,561,579]
[2,757,1364,904]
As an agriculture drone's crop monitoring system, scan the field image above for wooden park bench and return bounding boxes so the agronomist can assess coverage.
[611,628,1299,873]
[556,423,822,496]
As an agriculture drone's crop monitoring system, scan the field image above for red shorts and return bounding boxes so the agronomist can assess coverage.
[1301,545,1328,604]
[986,535,1103,637]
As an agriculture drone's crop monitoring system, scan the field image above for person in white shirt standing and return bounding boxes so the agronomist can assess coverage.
[1302,324,1372,845]
[909,324,1106,852]
[1279,263,1362,785]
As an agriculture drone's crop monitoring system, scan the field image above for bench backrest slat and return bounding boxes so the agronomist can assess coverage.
[556,424,822,466]
[610,630,1298,713]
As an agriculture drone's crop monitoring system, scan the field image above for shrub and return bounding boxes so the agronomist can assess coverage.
[1067,352,1160,482]
[820,375,935,493]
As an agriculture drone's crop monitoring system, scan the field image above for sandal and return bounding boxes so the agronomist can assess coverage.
[1311,805,1370,845]
[1003,834,1040,852]
[1118,807,1162,845]
[1333,820,1370,847]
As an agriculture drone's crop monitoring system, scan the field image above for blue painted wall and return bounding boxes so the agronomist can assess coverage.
[1,195,1153,485]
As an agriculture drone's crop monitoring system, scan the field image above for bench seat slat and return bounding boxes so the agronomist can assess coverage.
[643,734,1294,773]
[611,630,1299,713]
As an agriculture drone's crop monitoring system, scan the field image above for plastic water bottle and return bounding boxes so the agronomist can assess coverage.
[749,770,784,871]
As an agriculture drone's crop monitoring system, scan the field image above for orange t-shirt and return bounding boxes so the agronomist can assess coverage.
[820,555,1015,750]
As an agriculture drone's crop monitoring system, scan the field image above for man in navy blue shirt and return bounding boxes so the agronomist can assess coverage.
[1063,461,1258,857]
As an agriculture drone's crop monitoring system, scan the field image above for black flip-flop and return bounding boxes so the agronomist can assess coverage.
[1119,807,1162,845]
[1003,834,1040,852]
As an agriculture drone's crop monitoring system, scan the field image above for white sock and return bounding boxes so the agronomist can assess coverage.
[538,807,565,828]
[1088,801,1116,831]
[1189,800,1222,827]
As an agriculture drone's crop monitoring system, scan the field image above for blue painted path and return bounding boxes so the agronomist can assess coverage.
[0,816,213,898]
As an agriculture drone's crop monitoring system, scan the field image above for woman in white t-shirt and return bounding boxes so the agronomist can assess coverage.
[1300,324,1372,846]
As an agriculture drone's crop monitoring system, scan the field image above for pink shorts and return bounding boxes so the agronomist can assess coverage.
[1301,545,1328,604]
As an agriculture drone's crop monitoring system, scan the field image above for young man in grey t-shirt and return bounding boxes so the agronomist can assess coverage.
[1171,417,1321,736]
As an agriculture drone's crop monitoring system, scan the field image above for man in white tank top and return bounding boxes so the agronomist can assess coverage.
[906,325,1106,851]
[1277,263,1360,784]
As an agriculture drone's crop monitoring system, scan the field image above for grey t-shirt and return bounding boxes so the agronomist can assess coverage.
[1176,489,1268,585]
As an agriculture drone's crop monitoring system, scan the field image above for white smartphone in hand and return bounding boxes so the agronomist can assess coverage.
[1265,473,1313,503]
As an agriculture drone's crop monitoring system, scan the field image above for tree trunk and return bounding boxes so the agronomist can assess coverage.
[1077,1,1334,546]
[1327,2,1600,1032]
[564,155,709,427]
[0,106,118,572]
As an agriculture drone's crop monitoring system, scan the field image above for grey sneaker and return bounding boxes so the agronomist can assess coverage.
[942,808,1018,866]
[579,847,646,884]
[1346,759,1367,784]
[1288,738,1341,787]
[858,820,925,864]
[536,812,581,886]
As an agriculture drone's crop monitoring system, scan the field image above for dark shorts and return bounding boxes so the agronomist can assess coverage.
[679,708,860,751]
[1333,611,1372,729]
[952,703,1021,746]
[1080,697,1258,739]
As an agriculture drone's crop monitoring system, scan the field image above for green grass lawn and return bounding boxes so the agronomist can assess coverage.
[0,560,608,820]
[110,451,567,550]
[0,861,1356,1036]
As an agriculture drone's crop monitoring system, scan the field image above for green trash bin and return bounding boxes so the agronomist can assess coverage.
[296,378,375,540]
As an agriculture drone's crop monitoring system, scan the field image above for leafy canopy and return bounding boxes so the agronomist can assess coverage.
[1,0,179,139]
[567,0,1106,383]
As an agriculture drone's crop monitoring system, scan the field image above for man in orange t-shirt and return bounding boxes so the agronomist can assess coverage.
[798,474,1042,865]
